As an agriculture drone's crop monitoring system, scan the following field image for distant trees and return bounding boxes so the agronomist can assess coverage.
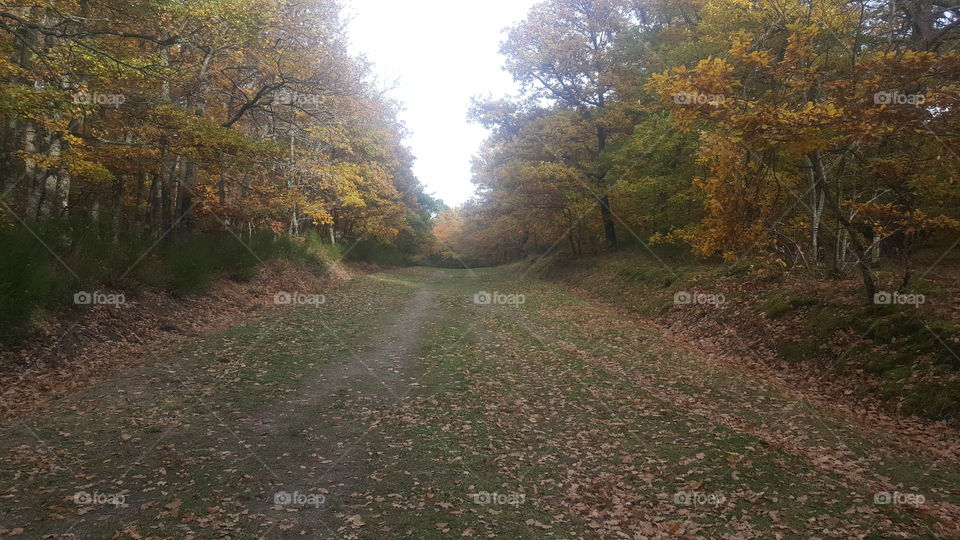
[455,0,959,298]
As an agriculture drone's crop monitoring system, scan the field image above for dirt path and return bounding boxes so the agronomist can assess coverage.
[1,267,959,539]
[250,284,440,536]
[0,271,441,539]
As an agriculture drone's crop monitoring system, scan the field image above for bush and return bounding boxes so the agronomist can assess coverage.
[0,226,61,339]
[0,217,329,341]
[344,238,410,266]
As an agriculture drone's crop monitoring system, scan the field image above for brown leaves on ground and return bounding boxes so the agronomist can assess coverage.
[0,261,370,422]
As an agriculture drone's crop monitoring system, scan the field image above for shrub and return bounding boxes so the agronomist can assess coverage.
[0,226,61,339]
[0,217,330,341]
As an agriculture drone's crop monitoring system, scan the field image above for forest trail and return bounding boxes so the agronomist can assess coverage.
[1,268,959,539]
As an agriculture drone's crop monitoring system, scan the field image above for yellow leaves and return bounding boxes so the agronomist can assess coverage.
[688,130,785,258]
[692,57,736,89]
[302,203,334,226]
[845,202,960,235]
[645,59,735,130]
[729,32,771,69]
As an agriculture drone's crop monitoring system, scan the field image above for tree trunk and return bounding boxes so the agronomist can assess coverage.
[22,121,39,220]
[148,172,161,234]
[807,150,877,301]
[160,149,175,233]
[804,155,825,263]
[595,124,617,250]
[178,160,195,235]
[37,131,69,220]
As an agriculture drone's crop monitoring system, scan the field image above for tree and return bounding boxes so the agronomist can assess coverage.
[500,0,635,250]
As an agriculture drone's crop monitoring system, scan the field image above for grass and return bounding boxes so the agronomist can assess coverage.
[523,250,960,421]
[0,267,956,538]
[345,268,948,538]
[0,270,419,538]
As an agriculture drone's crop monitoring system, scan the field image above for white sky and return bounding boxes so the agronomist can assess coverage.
[346,0,537,207]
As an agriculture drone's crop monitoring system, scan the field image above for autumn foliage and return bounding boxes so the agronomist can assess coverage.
[0,0,436,259]
[448,0,959,300]
[0,0,442,334]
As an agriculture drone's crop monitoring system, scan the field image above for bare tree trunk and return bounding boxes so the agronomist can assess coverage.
[112,176,125,242]
[804,155,825,264]
[218,170,226,207]
[1,117,19,195]
[139,173,148,231]
[175,48,214,235]
[287,134,297,236]
[37,131,69,220]
[22,121,39,220]
[807,150,877,301]
[5,12,37,211]
[289,209,299,236]
[160,150,176,232]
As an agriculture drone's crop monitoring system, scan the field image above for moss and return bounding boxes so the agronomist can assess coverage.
[776,340,819,363]
[882,367,911,380]
[837,343,873,371]
[900,381,960,419]
[762,296,793,319]
[864,350,902,375]
[762,292,820,319]
[809,305,853,334]
[909,280,945,297]
[724,261,754,276]
[879,381,906,401]
[616,264,677,288]
[857,309,926,343]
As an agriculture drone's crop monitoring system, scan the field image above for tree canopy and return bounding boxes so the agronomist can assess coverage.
[447,0,959,299]
[1,0,433,253]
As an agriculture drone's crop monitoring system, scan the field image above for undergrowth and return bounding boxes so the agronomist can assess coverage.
[0,219,332,341]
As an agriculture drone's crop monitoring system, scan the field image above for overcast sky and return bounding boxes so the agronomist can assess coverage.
[346,0,537,207]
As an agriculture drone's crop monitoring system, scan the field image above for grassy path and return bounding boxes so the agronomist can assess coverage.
[1,267,958,538]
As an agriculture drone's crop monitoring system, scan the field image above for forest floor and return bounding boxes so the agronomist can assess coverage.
[1,267,960,539]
